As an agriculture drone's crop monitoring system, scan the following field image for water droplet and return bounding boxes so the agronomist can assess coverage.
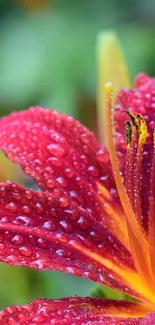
[0,243,4,250]
[19,246,32,257]
[8,317,17,325]
[56,249,65,256]
[12,234,24,245]
[25,190,34,200]
[96,149,109,163]
[69,191,78,199]
[73,161,80,170]
[28,235,35,244]
[77,216,90,229]
[0,217,9,223]
[30,142,37,149]
[90,231,102,242]
[13,192,21,200]
[82,145,89,154]
[46,179,55,189]
[50,132,65,144]
[64,168,74,178]
[37,238,47,249]
[17,314,25,322]
[43,220,57,231]
[52,189,61,197]
[56,177,68,188]
[44,166,54,174]
[22,205,32,214]
[59,220,73,233]
[33,315,46,323]
[36,166,43,174]
[75,176,84,185]
[55,118,62,129]
[50,208,57,217]
[48,156,63,166]
[64,209,79,220]
[80,133,89,144]
[34,159,43,166]
[16,216,31,226]
[7,255,18,264]
[80,154,88,164]
[6,202,18,213]
[58,197,70,207]
[0,187,6,197]
[35,202,44,214]
[47,143,66,157]
[88,165,100,177]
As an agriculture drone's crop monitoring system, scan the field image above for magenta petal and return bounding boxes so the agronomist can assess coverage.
[0,298,144,325]
[114,73,155,230]
[140,313,155,325]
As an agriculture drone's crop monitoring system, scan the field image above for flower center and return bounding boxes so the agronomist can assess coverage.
[105,83,155,293]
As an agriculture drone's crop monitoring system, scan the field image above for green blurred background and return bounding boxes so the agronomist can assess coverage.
[0,0,155,309]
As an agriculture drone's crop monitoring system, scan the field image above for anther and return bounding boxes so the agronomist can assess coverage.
[137,114,148,145]
[124,109,139,130]
[125,121,132,149]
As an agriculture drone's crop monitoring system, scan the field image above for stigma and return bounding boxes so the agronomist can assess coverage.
[105,83,155,293]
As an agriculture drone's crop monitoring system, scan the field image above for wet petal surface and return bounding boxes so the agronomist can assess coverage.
[140,312,155,325]
[0,107,129,246]
[0,297,151,325]
[0,107,113,193]
[0,181,154,302]
[114,73,155,230]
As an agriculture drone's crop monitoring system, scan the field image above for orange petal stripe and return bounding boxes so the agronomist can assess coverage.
[97,183,129,250]
[61,235,155,304]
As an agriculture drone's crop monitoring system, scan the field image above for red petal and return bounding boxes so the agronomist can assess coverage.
[0,108,154,301]
[0,181,154,303]
[140,313,155,325]
[0,297,149,325]
[0,107,113,193]
[0,108,129,259]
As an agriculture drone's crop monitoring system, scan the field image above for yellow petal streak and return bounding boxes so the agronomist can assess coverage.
[101,302,155,318]
[67,239,155,304]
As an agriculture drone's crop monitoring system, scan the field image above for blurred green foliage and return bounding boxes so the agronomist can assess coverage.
[0,0,155,310]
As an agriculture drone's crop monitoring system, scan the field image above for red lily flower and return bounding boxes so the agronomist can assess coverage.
[0,73,155,324]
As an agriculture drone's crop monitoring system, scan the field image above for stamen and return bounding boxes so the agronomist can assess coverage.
[149,129,155,275]
[105,83,146,242]
[134,112,148,227]
[134,140,143,227]
[138,114,148,145]
[125,112,148,229]
[105,83,155,289]
[125,125,137,208]
[124,109,139,131]
[125,121,132,149]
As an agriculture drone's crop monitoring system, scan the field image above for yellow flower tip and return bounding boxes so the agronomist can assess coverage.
[105,82,112,96]
[97,30,131,145]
